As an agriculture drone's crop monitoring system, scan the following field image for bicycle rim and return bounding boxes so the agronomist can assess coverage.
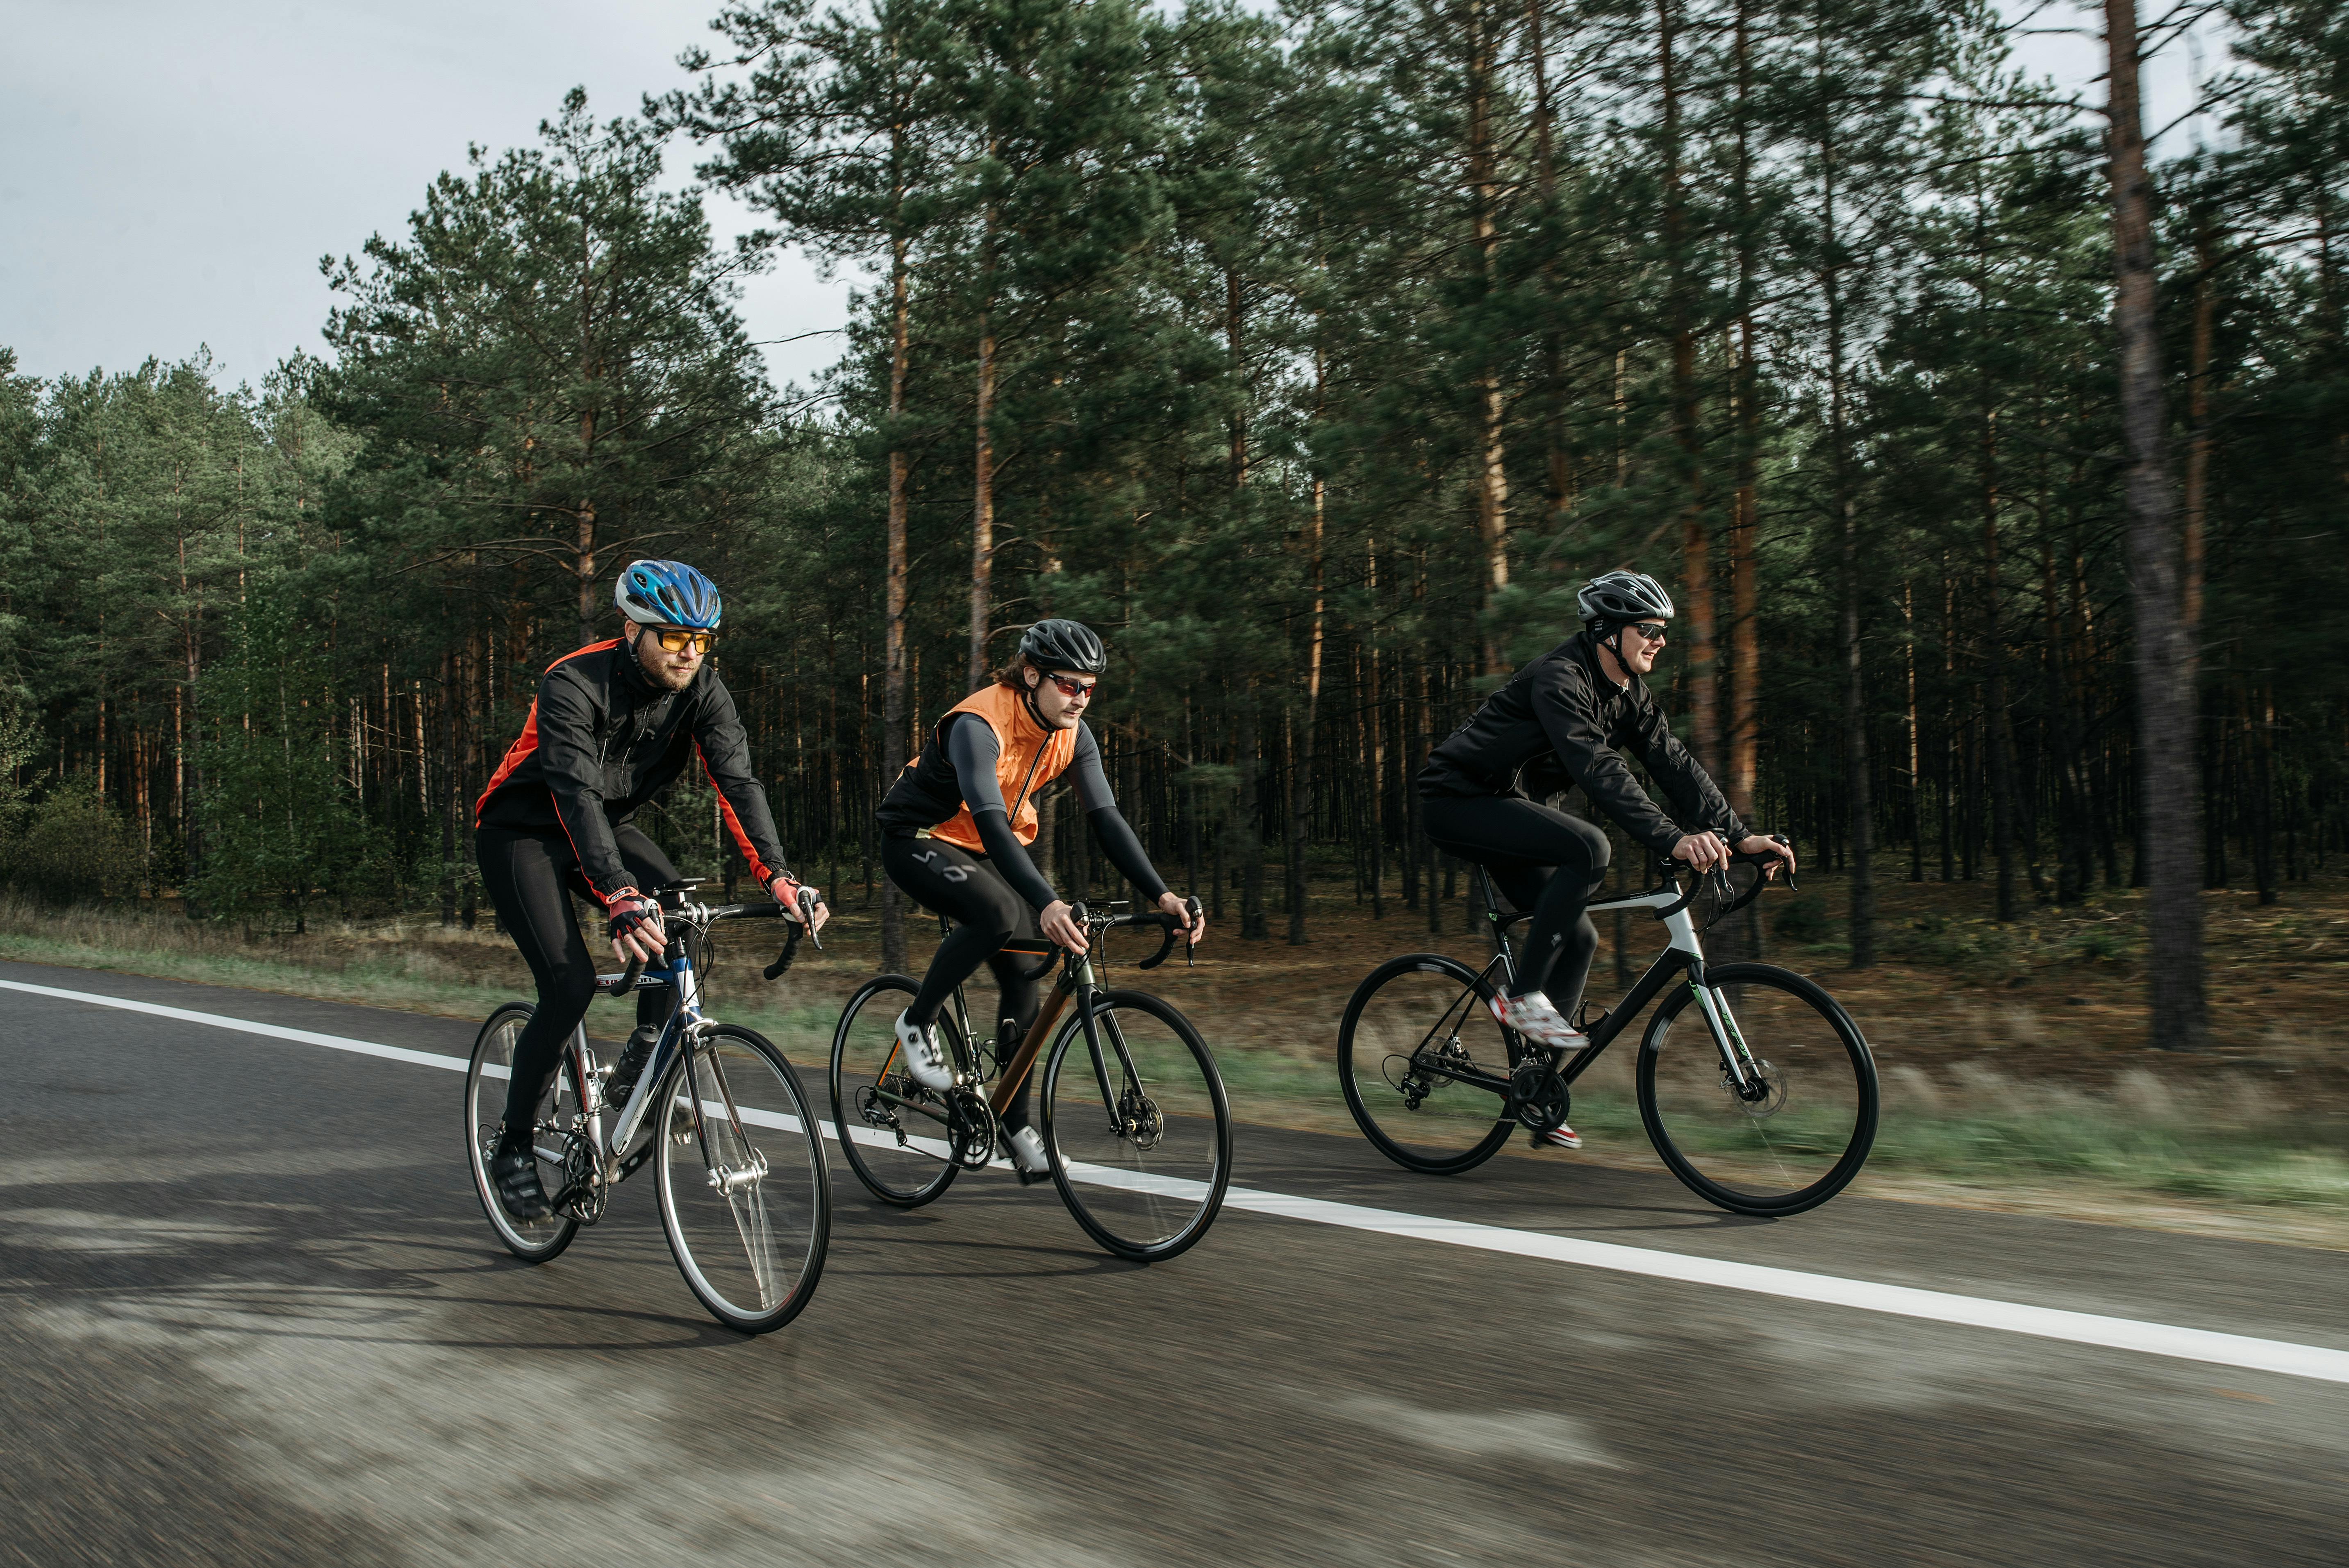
[464,1002,580,1261]
[1337,954,1516,1175]
[829,974,960,1207]
[655,1025,830,1332]
[1041,990,1230,1263]
[1636,963,1878,1216]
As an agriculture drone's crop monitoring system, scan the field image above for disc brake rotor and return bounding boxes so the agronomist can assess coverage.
[1720,1058,1787,1118]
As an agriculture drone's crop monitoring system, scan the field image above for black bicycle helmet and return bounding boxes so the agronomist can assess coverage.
[1576,569,1674,629]
[1018,618,1108,676]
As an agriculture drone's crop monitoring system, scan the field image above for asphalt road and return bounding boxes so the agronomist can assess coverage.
[2,956,2345,1568]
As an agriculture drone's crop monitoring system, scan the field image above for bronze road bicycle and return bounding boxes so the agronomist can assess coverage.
[829,898,1230,1262]
[1338,844,1877,1216]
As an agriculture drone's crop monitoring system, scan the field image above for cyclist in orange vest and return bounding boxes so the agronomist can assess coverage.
[876,619,1204,1177]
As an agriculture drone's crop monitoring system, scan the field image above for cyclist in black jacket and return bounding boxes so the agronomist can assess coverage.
[1418,569,1795,1149]
[473,560,827,1220]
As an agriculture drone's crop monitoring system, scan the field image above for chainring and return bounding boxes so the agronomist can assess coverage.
[945,1087,999,1170]
[553,1124,608,1223]
[1509,1062,1571,1135]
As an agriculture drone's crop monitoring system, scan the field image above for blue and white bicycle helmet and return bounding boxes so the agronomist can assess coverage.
[614,559,723,629]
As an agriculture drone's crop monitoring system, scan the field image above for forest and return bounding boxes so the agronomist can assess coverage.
[1,0,2342,1054]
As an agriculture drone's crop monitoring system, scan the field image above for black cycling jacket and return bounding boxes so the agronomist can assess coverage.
[475,639,794,906]
[1417,629,1746,857]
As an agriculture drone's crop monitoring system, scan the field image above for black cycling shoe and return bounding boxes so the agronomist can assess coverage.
[605,1025,660,1109]
[491,1132,554,1222]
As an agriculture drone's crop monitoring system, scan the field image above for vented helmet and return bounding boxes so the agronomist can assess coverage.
[1018,618,1108,676]
[614,559,723,630]
[1576,569,1674,628]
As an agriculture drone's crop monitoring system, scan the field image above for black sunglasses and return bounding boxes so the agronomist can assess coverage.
[1628,622,1669,642]
[1046,673,1097,698]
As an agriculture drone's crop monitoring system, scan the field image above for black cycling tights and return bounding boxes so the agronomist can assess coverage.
[882,834,1046,1130]
[478,826,678,1134]
[1421,795,1612,1008]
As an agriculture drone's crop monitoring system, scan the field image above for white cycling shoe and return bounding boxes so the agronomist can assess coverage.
[1005,1125,1053,1182]
[892,1011,954,1090]
[1487,989,1589,1050]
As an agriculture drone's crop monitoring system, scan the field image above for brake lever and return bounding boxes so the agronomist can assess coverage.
[762,885,825,981]
[1184,894,1203,968]
[796,883,823,952]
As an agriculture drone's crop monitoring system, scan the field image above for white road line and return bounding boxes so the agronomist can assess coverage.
[9,973,2348,1387]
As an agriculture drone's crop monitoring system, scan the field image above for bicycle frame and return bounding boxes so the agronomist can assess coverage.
[563,912,757,1194]
[1438,871,1767,1101]
[855,916,1167,1155]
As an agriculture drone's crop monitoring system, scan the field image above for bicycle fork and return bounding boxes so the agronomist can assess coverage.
[1685,967,1769,1102]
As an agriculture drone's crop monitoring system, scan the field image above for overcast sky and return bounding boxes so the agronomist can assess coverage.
[0,1,2215,398]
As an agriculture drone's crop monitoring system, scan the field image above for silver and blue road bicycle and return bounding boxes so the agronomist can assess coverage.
[464,883,830,1332]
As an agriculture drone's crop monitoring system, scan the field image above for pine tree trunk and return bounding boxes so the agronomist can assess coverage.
[1288,477,1326,944]
[1465,0,1510,677]
[1817,59,1874,968]
[1236,699,1267,940]
[880,225,913,973]
[2106,0,2206,1048]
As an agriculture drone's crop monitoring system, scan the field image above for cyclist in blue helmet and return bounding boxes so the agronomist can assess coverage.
[473,559,827,1221]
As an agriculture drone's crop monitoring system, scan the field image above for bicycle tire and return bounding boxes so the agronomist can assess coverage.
[1040,989,1230,1263]
[1635,962,1878,1217]
[464,1002,582,1262]
[1337,954,1518,1176]
[654,1024,831,1333]
[828,974,960,1208]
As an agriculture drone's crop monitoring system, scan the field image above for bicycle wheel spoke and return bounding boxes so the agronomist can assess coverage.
[1339,957,1516,1174]
[1044,992,1229,1261]
[657,1027,828,1331]
[830,976,960,1207]
[463,1004,580,1261]
[1638,965,1876,1215]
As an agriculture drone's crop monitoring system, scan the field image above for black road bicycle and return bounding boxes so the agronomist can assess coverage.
[1338,845,1876,1216]
[464,883,831,1332]
[829,898,1230,1262]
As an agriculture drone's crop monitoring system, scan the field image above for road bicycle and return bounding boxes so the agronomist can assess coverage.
[1338,844,1876,1216]
[829,897,1230,1262]
[464,883,831,1332]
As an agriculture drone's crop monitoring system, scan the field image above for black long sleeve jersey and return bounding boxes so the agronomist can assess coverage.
[1417,629,1747,856]
[474,638,794,906]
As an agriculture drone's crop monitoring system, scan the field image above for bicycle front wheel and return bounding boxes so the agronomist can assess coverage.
[655,1025,830,1333]
[829,975,960,1208]
[1637,963,1877,1216]
[1337,954,1517,1175]
[1041,990,1230,1263]
[464,1002,581,1262]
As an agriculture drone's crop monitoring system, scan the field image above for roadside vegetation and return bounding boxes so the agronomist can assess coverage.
[10,863,2344,1243]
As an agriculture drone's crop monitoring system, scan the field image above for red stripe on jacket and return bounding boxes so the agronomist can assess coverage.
[473,640,632,906]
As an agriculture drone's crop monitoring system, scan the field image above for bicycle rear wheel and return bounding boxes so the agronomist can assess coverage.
[1041,990,1230,1263]
[1636,963,1877,1216]
[829,975,961,1207]
[464,1002,582,1261]
[655,1025,830,1333]
[1337,954,1517,1175]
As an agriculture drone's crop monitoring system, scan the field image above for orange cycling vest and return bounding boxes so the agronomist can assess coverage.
[912,683,1079,852]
